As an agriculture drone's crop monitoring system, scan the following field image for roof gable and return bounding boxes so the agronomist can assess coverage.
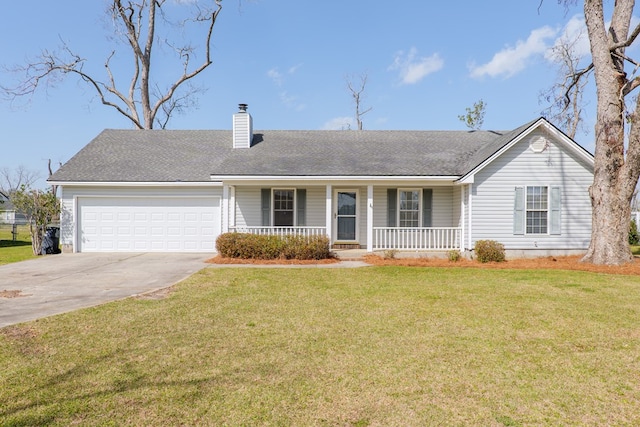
[456,117,594,184]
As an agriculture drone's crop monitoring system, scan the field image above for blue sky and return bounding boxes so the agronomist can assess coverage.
[0,1,607,188]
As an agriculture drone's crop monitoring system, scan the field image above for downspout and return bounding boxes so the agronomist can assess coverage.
[222,185,230,233]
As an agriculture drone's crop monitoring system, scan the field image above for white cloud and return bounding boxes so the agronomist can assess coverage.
[545,15,591,62]
[288,63,303,74]
[267,64,303,87]
[322,116,355,130]
[388,48,444,85]
[279,91,306,111]
[470,26,558,79]
[267,68,284,86]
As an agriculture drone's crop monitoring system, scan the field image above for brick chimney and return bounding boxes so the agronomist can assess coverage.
[232,103,253,148]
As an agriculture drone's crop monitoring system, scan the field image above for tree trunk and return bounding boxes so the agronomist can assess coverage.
[29,223,44,256]
[583,180,633,264]
[580,0,639,265]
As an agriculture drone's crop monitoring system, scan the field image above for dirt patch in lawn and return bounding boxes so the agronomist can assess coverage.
[0,290,30,298]
[363,254,640,276]
[135,287,175,300]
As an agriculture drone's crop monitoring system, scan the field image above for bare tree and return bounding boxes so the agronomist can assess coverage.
[346,73,372,130]
[2,0,222,130]
[554,0,640,265]
[540,30,589,139]
[48,159,62,197]
[0,166,39,201]
[458,99,486,130]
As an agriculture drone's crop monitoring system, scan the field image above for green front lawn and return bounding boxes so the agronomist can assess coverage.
[0,225,36,265]
[2,267,640,425]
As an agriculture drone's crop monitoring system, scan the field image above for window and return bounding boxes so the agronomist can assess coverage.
[387,188,432,228]
[273,189,294,226]
[399,190,420,227]
[526,186,548,234]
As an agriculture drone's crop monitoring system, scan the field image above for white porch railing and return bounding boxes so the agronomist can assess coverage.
[231,226,327,238]
[373,227,461,250]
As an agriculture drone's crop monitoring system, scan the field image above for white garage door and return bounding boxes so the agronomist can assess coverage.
[78,197,220,252]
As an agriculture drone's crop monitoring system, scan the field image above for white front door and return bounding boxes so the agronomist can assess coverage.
[334,190,358,242]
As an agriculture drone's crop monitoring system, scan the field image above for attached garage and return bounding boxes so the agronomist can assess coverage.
[74,193,221,253]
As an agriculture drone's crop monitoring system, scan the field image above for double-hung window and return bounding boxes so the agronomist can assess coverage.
[526,186,548,234]
[273,189,295,226]
[399,190,420,227]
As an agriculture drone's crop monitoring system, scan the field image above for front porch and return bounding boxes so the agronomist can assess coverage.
[228,226,463,252]
[224,183,469,252]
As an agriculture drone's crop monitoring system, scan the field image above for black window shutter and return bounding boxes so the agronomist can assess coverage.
[422,189,433,227]
[261,188,271,226]
[296,189,306,226]
[387,189,397,227]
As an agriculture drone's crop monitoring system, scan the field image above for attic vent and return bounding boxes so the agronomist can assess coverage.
[529,136,549,153]
[233,103,253,148]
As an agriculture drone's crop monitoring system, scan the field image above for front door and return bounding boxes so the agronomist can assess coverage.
[334,190,358,242]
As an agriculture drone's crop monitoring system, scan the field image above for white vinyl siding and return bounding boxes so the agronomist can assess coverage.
[471,130,592,250]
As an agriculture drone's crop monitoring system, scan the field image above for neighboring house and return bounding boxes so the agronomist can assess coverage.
[0,197,28,225]
[48,105,594,255]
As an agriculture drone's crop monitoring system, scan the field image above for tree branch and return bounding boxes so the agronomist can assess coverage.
[150,0,221,126]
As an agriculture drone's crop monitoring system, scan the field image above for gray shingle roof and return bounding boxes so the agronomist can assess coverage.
[49,119,543,182]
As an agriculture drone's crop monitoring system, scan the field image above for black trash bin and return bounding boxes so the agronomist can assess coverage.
[41,227,61,255]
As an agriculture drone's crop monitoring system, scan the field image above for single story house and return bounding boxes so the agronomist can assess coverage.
[48,105,594,256]
[0,197,28,225]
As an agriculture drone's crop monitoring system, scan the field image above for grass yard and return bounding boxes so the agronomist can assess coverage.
[2,267,640,426]
[0,225,36,265]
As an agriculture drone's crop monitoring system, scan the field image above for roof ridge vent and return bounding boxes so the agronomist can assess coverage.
[233,103,253,148]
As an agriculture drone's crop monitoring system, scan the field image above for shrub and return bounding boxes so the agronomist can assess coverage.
[474,240,505,263]
[215,233,331,260]
[282,235,332,260]
[447,250,462,262]
[630,219,639,245]
[383,249,398,259]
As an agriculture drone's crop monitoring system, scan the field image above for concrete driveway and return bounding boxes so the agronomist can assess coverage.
[0,253,211,328]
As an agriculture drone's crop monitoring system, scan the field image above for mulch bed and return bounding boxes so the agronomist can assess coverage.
[206,256,340,265]
[207,254,640,276]
[363,254,640,276]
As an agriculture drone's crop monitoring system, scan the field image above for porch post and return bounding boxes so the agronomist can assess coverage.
[222,184,230,233]
[460,185,465,251]
[325,184,332,244]
[468,184,473,251]
[367,185,373,252]
[229,186,236,229]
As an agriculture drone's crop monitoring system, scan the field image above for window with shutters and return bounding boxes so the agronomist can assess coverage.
[399,189,420,227]
[526,186,548,234]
